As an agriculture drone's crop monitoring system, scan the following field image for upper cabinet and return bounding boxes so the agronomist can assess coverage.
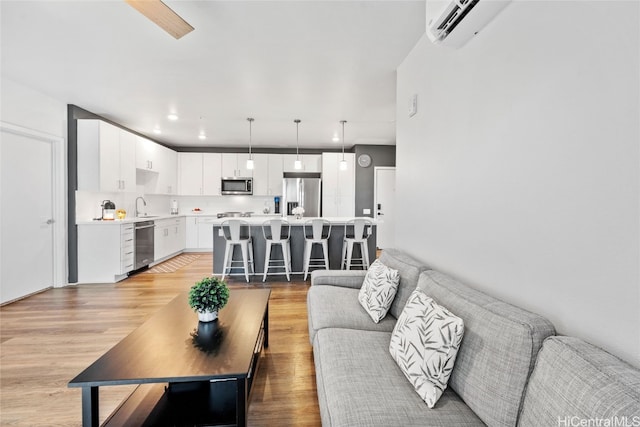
[178,153,203,196]
[252,154,284,196]
[77,119,136,192]
[135,136,161,171]
[136,136,178,195]
[322,152,355,217]
[202,153,223,195]
[178,153,222,196]
[282,154,322,173]
[222,153,253,178]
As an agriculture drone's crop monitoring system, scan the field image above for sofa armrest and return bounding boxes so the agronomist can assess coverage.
[310,270,367,289]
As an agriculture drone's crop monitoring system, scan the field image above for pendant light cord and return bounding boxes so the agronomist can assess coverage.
[247,117,254,159]
[295,119,301,160]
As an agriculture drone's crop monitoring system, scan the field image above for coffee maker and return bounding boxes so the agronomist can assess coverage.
[101,200,116,220]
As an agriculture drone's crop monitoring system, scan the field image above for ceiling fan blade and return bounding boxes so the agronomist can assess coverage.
[125,0,194,40]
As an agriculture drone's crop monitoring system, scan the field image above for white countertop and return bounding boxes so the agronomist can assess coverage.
[77,214,376,226]
[76,214,185,225]
[205,216,377,226]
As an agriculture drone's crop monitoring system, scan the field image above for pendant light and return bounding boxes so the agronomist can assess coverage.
[246,117,254,170]
[294,119,302,170]
[339,120,348,171]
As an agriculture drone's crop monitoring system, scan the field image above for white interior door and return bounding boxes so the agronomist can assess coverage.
[374,167,396,249]
[1,129,54,303]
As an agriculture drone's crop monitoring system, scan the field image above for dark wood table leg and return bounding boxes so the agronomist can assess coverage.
[236,377,248,427]
[81,386,99,427]
[263,303,269,348]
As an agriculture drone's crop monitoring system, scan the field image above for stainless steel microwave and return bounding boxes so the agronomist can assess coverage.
[221,177,253,195]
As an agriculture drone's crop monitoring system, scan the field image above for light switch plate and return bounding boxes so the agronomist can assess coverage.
[408,93,418,117]
[363,208,371,214]
[218,229,223,236]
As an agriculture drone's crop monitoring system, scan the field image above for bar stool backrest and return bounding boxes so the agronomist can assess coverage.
[304,218,331,241]
[345,218,372,240]
[221,219,251,241]
[262,219,290,242]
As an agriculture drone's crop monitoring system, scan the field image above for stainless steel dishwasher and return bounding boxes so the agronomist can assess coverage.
[134,220,155,270]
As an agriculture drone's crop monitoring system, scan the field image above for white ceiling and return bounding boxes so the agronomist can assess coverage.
[1,1,425,149]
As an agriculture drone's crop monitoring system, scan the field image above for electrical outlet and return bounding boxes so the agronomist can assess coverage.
[218,229,224,236]
[363,208,371,215]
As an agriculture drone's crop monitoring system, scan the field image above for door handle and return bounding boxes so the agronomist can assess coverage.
[46,218,54,224]
[377,212,384,216]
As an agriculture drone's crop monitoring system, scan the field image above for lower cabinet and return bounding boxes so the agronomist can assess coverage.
[185,216,216,251]
[154,217,186,262]
[77,223,135,284]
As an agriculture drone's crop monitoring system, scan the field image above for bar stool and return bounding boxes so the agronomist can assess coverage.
[303,218,331,280]
[341,218,373,270]
[262,219,291,282]
[220,219,254,282]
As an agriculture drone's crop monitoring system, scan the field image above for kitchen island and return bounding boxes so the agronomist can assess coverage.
[211,217,377,277]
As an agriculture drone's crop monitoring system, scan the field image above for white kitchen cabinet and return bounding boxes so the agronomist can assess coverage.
[137,137,178,195]
[157,146,177,195]
[197,217,217,249]
[154,217,185,262]
[322,152,355,217]
[283,154,322,173]
[178,153,221,196]
[222,153,253,178]
[178,153,204,195]
[202,153,222,195]
[185,216,199,249]
[135,136,161,171]
[252,154,283,196]
[77,119,136,192]
[77,223,135,283]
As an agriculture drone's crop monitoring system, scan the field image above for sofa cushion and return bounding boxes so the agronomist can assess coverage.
[389,288,464,408]
[307,285,396,344]
[518,336,640,427]
[378,248,428,319]
[310,269,368,289]
[358,259,400,323]
[313,328,485,427]
[417,270,556,427]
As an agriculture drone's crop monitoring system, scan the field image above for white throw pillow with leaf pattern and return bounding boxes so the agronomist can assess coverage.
[389,287,464,408]
[357,259,400,323]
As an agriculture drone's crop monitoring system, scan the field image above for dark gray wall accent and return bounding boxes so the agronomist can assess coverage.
[67,105,105,283]
[354,145,396,218]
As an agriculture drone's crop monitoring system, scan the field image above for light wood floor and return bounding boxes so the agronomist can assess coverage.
[0,253,321,426]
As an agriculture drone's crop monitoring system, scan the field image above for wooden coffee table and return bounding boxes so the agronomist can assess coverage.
[68,288,270,427]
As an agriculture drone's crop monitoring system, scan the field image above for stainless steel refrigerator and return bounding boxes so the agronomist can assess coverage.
[282,172,322,217]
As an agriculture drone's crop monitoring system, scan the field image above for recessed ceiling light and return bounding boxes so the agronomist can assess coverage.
[332,135,340,142]
[198,133,206,140]
[153,128,161,134]
[167,114,178,121]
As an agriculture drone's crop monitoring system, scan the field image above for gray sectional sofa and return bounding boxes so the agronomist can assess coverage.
[307,248,640,427]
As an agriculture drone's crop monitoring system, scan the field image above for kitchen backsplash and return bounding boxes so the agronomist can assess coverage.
[76,190,280,222]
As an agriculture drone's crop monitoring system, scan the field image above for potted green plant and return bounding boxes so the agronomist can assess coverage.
[188,276,230,322]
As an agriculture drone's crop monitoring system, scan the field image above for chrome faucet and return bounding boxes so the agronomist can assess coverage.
[135,196,147,217]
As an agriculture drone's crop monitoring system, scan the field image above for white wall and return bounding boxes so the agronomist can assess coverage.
[0,77,69,291]
[396,1,639,366]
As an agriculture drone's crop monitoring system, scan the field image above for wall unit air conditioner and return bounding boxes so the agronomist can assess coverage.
[426,0,511,48]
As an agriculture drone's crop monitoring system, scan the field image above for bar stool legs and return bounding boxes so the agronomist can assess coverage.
[220,219,254,283]
[263,240,291,282]
[341,218,373,270]
[221,240,254,282]
[303,239,330,281]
